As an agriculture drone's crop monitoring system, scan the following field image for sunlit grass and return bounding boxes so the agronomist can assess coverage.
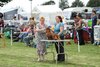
[0,39,100,67]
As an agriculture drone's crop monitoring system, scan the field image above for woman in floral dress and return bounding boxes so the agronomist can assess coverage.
[34,17,47,61]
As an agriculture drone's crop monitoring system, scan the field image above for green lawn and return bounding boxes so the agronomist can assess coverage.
[0,39,100,67]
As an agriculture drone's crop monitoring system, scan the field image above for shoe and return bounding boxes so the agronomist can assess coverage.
[37,58,41,62]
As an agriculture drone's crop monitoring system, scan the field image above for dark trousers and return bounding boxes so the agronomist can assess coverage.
[77,29,85,45]
[91,28,94,44]
[55,35,65,61]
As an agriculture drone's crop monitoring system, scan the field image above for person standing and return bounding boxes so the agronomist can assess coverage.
[75,13,85,45]
[34,17,47,61]
[91,11,97,44]
[54,16,65,61]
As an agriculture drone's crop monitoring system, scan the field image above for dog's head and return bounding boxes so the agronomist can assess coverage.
[46,28,51,33]
[46,28,53,40]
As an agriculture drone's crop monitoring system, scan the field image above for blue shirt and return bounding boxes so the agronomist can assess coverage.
[54,22,64,34]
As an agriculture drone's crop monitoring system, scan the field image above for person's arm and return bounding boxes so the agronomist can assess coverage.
[26,27,31,32]
[36,27,45,32]
[34,24,46,33]
[74,23,77,29]
[58,26,64,35]
[58,23,64,35]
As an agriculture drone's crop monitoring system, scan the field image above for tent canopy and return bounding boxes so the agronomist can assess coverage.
[0,0,30,13]
[33,5,62,13]
[1,0,57,13]
[63,7,93,13]
[32,5,63,26]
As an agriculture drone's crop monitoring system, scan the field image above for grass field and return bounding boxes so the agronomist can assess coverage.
[0,39,100,67]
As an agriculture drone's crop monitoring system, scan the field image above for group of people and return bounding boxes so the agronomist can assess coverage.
[34,16,65,61]
[0,10,99,62]
[13,17,36,46]
[8,16,65,62]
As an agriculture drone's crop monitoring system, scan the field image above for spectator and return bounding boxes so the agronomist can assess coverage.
[29,17,36,28]
[13,25,31,42]
[91,11,97,44]
[29,17,36,35]
[23,17,36,46]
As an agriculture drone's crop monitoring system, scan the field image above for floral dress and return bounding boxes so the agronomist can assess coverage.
[35,23,47,55]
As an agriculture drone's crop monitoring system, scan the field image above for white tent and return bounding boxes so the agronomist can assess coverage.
[32,5,63,26]
[63,7,93,12]
[63,7,93,19]
[1,0,51,13]
[1,0,58,18]
[0,0,32,19]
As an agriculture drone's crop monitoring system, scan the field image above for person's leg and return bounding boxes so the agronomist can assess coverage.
[58,42,65,61]
[77,30,85,45]
[20,32,28,42]
[23,37,30,46]
[37,42,46,61]
[37,44,41,61]
[80,29,85,45]
[41,42,47,61]
[91,29,94,44]
[77,30,81,45]
[55,42,58,53]
[55,36,65,61]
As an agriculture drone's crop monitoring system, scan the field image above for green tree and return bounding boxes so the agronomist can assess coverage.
[42,0,55,5]
[87,0,100,7]
[71,0,84,7]
[0,0,11,7]
[59,0,69,10]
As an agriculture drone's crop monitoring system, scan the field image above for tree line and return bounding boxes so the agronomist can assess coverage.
[0,0,100,9]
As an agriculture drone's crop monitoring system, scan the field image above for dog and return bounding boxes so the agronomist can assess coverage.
[52,34,61,40]
[46,28,60,40]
